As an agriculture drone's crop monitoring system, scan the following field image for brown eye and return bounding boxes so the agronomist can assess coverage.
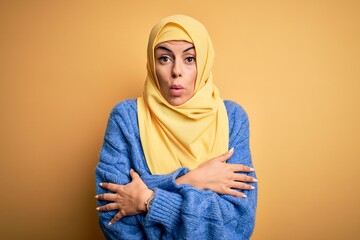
[186,57,196,63]
[159,56,170,63]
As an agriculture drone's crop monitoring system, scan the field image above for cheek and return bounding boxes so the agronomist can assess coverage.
[155,67,169,97]
[155,66,166,84]
[189,66,197,91]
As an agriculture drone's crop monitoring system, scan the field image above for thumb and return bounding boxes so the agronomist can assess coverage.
[216,148,234,162]
[129,169,140,180]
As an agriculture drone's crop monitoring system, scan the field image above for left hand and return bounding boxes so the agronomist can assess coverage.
[176,148,256,197]
[96,169,154,225]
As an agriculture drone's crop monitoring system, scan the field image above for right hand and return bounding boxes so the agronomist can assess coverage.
[96,169,154,225]
[176,148,257,197]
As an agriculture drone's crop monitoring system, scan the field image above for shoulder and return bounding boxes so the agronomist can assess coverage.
[223,100,250,144]
[224,100,249,123]
[103,99,140,140]
[106,99,138,131]
[111,98,137,116]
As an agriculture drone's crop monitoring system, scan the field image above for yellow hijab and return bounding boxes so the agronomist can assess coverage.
[137,15,229,174]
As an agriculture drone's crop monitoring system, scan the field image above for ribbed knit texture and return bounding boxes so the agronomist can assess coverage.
[96,99,257,240]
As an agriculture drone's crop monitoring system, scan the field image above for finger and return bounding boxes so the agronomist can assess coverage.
[129,169,140,180]
[225,189,247,198]
[108,211,123,225]
[215,148,235,162]
[99,182,122,192]
[229,163,254,173]
[96,203,118,212]
[231,181,255,191]
[233,173,258,183]
[95,193,117,201]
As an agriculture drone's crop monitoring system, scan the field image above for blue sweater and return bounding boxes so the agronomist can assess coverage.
[96,99,257,240]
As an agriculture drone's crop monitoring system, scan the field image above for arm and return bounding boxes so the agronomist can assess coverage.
[175,147,256,198]
[143,103,257,239]
[95,114,144,240]
[95,101,192,239]
[97,101,257,239]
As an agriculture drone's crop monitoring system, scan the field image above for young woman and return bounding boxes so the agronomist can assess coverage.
[95,15,257,239]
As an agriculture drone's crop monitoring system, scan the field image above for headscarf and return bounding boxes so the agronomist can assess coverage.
[137,15,229,174]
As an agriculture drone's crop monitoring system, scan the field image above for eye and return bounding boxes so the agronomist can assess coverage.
[186,57,196,63]
[158,56,171,63]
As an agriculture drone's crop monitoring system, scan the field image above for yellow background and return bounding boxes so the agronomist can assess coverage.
[1,1,359,239]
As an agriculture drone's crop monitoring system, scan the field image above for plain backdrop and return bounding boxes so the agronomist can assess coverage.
[1,0,359,239]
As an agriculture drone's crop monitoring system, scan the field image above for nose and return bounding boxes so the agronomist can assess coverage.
[171,59,182,78]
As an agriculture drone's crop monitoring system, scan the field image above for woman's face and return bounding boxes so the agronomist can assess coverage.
[154,40,197,106]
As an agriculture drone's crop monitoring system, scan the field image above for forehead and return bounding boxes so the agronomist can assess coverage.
[155,40,195,52]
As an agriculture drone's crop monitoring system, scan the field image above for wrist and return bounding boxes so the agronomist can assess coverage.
[176,170,204,190]
[139,189,154,212]
[144,191,154,213]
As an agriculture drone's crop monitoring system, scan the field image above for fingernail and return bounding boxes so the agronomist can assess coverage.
[108,222,112,226]
[130,169,134,172]
[99,183,103,187]
[253,178,258,182]
[251,186,255,190]
[242,194,247,198]
[96,207,100,210]
[95,195,98,199]
[228,148,234,153]
[250,167,255,171]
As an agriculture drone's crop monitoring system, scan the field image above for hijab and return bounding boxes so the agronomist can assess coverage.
[137,15,229,174]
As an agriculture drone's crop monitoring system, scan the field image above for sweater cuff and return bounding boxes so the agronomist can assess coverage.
[144,188,182,231]
[143,167,189,191]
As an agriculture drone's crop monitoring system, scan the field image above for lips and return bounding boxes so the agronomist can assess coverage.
[169,84,184,96]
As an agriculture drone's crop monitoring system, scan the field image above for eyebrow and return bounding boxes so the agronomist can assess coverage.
[155,45,195,53]
[183,46,195,52]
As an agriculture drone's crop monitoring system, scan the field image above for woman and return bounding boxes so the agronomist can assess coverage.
[95,15,257,239]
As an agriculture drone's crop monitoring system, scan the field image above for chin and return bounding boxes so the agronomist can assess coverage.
[168,100,183,106]
[167,98,186,106]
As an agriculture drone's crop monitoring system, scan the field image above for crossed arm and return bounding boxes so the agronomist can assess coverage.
[96,148,257,225]
[95,100,257,239]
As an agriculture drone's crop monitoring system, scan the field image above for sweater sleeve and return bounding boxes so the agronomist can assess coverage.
[95,101,190,239]
[142,101,257,240]
[96,100,257,240]
[95,112,142,239]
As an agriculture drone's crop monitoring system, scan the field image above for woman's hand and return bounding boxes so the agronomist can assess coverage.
[176,148,257,197]
[96,169,153,225]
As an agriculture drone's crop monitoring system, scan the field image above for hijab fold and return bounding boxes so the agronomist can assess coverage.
[137,15,229,174]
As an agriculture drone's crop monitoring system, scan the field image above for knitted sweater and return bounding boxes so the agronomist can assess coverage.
[96,99,257,240]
